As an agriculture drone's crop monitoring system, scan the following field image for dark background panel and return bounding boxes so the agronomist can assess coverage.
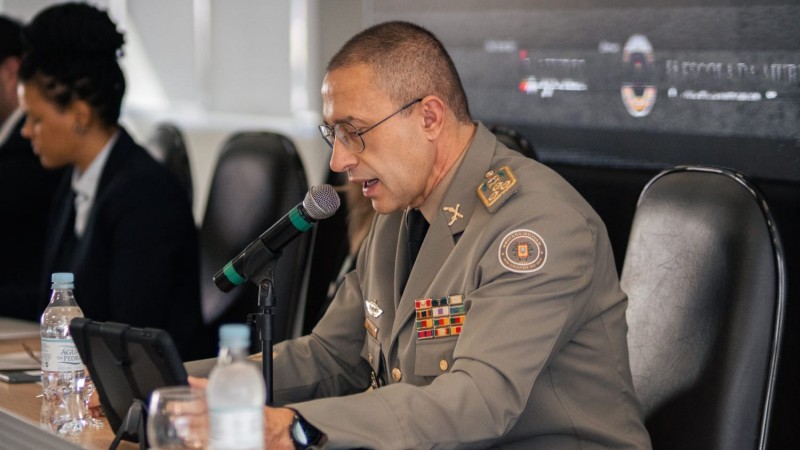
[374,1,799,448]
[375,0,800,182]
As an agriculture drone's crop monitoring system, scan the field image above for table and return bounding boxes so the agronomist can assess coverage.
[0,336,137,450]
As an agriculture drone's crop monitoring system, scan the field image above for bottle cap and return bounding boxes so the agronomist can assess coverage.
[219,323,250,348]
[51,272,74,283]
[51,272,75,288]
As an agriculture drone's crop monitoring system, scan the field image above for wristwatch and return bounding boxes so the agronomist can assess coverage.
[290,410,323,449]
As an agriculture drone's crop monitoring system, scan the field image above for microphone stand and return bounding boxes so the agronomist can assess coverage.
[241,240,280,405]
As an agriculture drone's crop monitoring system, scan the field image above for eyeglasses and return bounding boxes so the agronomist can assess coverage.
[319,98,423,153]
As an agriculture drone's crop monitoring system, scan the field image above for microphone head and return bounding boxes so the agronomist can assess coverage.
[303,184,340,220]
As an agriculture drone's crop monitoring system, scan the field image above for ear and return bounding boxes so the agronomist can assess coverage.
[419,95,445,141]
[69,99,93,134]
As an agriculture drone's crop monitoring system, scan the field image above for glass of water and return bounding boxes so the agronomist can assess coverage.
[147,386,208,450]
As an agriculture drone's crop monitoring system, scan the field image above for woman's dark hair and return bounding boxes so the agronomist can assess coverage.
[19,2,125,127]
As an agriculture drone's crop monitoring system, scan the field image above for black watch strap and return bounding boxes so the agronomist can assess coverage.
[290,410,323,449]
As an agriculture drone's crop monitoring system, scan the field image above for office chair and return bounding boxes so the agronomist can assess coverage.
[146,122,193,205]
[301,171,356,333]
[489,124,537,160]
[199,131,310,353]
[620,166,786,450]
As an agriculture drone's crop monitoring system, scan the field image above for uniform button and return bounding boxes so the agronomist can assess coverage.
[391,367,402,382]
[439,359,449,371]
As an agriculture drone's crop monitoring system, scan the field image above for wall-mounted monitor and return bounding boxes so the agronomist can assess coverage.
[374,0,800,181]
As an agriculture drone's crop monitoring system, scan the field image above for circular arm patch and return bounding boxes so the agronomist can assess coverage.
[498,229,547,273]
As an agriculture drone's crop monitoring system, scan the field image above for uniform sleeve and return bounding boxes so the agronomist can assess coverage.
[292,197,603,449]
[271,270,373,405]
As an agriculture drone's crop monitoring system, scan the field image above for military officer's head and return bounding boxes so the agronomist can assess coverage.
[319,21,475,214]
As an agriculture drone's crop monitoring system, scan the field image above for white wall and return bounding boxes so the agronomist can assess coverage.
[1,0,368,222]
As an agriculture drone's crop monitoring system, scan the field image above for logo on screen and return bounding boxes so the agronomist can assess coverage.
[621,34,657,117]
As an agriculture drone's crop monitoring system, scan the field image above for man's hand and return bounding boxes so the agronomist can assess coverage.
[190,377,300,449]
[265,406,296,450]
[87,388,104,418]
[187,375,208,389]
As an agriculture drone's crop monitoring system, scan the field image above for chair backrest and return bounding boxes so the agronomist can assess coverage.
[300,171,351,333]
[488,124,537,160]
[199,131,310,351]
[621,166,786,450]
[146,122,194,205]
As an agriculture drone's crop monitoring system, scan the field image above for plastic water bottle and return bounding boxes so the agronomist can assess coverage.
[207,324,265,450]
[40,272,86,435]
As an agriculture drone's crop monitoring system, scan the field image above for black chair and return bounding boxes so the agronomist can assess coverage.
[489,124,537,160]
[301,171,353,334]
[199,131,310,355]
[146,122,193,205]
[620,166,786,450]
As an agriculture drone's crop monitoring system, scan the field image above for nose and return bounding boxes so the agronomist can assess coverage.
[329,140,358,173]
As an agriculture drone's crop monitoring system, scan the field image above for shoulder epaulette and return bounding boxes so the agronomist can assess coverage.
[476,165,519,213]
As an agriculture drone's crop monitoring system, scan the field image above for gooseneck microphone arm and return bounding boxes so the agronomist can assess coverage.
[213,184,341,292]
[216,206,313,290]
[212,184,340,404]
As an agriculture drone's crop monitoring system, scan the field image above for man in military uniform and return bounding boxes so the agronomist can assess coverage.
[192,21,651,449]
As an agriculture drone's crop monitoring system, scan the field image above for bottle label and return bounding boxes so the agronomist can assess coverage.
[41,338,85,372]
[209,407,264,449]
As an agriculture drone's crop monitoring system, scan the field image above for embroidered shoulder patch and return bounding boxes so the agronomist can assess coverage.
[477,165,518,213]
[498,229,547,273]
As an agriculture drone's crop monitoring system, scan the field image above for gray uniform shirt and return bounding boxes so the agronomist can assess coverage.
[269,123,651,449]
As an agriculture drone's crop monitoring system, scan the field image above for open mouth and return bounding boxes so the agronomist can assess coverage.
[363,179,378,189]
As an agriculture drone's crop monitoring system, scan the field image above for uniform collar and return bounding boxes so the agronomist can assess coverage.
[416,123,476,223]
[392,121,499,333]
[433,122,497,237]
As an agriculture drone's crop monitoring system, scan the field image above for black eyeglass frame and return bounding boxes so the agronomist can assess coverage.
[318,98,423,152]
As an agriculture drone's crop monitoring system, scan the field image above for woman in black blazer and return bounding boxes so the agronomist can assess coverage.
[18,2,202,359]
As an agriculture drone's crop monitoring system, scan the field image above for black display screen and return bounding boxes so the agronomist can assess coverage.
[373,0,800,181]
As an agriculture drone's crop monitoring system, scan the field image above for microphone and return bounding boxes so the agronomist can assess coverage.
[213,184,340,292]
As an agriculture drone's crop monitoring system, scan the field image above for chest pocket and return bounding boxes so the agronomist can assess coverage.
[414,337,457,377]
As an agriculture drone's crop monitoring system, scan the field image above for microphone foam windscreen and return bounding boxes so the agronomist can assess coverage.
[304,184,340,220]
